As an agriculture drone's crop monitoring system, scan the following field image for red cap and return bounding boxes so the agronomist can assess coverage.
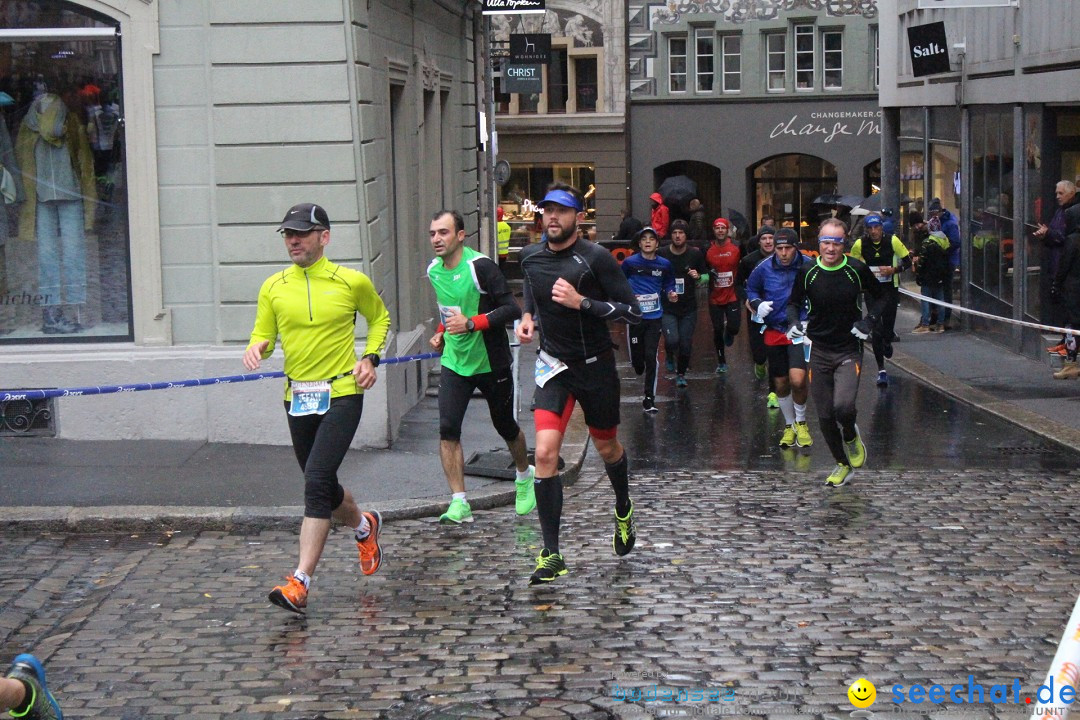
[496,206,504,221]
[713,217,730,229]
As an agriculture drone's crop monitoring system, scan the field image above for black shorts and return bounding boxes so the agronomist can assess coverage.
[765,342,808,378]
[533,348,620,432]
[438,364,520,443]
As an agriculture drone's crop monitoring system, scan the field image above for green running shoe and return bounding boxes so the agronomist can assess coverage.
[779,424,797,448]
[439,497,473,524]
[515,466,536,515]
[6,654,63,720]
[794,421,813,447]
[824,463,853,487]
[766,391,780,409]
[754,362,767,380]
[844,425,866,468]
[613,501,636,556]
[529,549,568,585]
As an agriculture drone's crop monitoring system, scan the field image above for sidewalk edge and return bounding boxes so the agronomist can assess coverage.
[889,349,1080,454]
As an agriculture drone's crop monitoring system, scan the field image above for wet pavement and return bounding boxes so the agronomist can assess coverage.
[3,316,1080,719]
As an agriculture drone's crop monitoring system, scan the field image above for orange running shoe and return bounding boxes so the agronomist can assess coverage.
[357,511,383,575]
[268,575,307,614]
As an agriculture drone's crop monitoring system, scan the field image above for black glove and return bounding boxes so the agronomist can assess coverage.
[851,318,875,341]
[1050,284,1062,302]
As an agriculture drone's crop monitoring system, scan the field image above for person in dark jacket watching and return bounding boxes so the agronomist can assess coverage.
[1033,180,1080,351]
[688,198,708,251]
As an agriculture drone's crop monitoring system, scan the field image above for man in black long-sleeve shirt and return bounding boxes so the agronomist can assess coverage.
[786,218,887,488]
[517,183,643,586]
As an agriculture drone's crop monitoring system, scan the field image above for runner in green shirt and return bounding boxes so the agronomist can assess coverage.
[427,209,535,524]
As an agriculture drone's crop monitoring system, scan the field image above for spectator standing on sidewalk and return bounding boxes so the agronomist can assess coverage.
[426,209,536,524]
[1052,231,1080,380]
[688,198,708,251]
[927,198,961,329]
[243,202,391,614]
[913,230,951,334]
[1033,180,1080,351]
[649,192,670,242]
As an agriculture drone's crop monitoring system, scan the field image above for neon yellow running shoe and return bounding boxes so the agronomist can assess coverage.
[794,421,813,447]
[439,498,473,524]
[515,466,536,515]
[766,392,780,409]
[844,425,866,468]
[529,549,568,585]
[824,463,853,488]
[779,424,796,448]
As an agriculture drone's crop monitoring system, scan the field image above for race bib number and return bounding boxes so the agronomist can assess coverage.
[636,292,660,314]
[871,266,893,283]
[675,277,685,295]
[535,349,569,388]
[438,304,463,323]
[716,271,733,288]
[289,380,332,417]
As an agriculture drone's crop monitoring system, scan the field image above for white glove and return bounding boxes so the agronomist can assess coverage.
[786,322,805,342]
[755,300,774,318]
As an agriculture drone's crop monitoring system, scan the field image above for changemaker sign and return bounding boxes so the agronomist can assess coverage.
[917,0,1015,7]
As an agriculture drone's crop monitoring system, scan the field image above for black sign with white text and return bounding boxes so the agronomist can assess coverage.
[503,64,542,93]
[482,0,545,15]
[907,22,951,77]
[509,34,550,64]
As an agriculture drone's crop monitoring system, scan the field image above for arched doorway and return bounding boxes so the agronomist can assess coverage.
[653,160,721,224]
[750,154,838,246]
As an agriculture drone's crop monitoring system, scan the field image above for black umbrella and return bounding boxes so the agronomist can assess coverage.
[658,175,698,214]
[726,208,750,241]
[810,193,863,209]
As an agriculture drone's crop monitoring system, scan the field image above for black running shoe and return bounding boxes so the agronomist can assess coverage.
[529,549,568,586]
[613,501,636,556]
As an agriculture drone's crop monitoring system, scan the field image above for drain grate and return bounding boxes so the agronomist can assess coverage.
[992,444,1059,455]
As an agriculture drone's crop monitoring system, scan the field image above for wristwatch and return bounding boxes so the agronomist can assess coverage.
[361,353,381,367]
[465,318,476,332]
[579,298,593,312]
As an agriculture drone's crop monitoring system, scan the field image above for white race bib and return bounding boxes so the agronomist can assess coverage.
[438,304,463,323]
[871,266,893,283]
[717,271,733,288]
[289,380,332,416]
[535,350,569,388]
[674,278,686,295]
[636,292,660,314]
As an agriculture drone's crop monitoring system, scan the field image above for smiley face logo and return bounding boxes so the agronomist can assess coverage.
[848,678,876,708]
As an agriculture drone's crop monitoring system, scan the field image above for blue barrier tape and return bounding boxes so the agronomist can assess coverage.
[0,351,441,402]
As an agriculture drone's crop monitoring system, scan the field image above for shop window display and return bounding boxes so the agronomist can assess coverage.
[0,0,130,342]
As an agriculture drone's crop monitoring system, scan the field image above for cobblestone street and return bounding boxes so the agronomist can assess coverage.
[4,457,1080,719]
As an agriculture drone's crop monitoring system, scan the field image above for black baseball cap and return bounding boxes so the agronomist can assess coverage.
[278,203,330,232]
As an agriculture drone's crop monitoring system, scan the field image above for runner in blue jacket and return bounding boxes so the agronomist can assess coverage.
[622,227,677,412]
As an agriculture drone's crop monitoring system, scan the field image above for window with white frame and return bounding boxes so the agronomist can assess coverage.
[696,29,715,92]
[872,26,879,88]
[823,30,842,89]
[766,33,785,91]
[669,36,687,92]
[722,35,741,92]
[795,24,814,89]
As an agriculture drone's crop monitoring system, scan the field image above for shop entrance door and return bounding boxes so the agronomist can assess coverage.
[653,160,721,225]
[751,154,838,247]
